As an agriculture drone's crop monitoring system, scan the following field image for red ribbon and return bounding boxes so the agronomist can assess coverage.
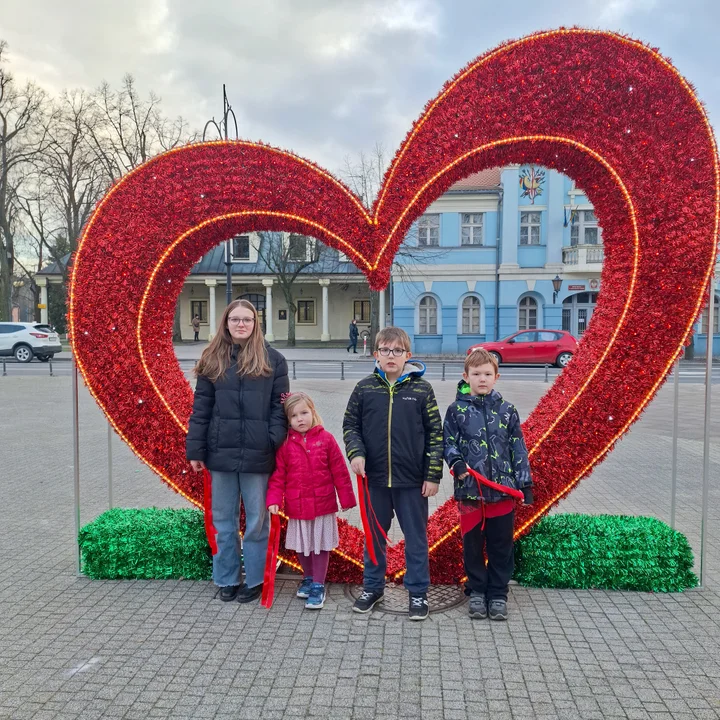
[261,513,281,608]
[454,467,524,536]
[356,474,391,565]
[202,469,218,555]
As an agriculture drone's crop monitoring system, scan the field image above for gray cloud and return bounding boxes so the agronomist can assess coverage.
[2,0,718,174]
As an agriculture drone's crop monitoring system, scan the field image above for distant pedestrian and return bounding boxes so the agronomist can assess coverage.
[347,318,359,353]
[192,314,201,342]
[267,392,356,610]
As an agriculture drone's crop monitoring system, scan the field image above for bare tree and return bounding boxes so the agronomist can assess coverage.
[254,232,327,347]
[0,40,50,320]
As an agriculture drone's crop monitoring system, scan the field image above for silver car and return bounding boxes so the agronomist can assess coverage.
[0,322,63,362]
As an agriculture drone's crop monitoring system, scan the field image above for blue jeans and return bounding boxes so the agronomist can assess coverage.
[363,486,430,595]
[210,471,269,589]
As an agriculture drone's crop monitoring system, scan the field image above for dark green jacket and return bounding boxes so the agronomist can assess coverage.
[343,361,444,488]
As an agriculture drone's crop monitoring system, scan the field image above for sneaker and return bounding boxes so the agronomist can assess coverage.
[352,589,384,613]
[468,595,487,619]
[488,599,508,621]
[218,585,240,602]
[236,583,263,604]
[296,577,314,599]
[305,583,326,609]
[408,593,429,621]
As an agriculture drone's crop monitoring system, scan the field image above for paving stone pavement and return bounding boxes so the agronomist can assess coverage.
[1,371,720,719]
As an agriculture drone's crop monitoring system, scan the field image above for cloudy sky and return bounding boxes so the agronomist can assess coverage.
[2,0,718,174]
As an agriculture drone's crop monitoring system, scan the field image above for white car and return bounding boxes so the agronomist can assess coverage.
[0,322,62,362]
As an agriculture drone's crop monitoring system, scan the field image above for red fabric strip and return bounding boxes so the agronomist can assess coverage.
[261,513,281,608]
[356,474,377,565]
[202,469,218,555]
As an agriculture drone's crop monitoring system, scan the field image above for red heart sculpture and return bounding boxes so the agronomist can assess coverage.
[70,29,718,584]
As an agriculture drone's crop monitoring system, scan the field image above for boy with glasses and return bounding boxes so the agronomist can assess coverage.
[343,327,443,620]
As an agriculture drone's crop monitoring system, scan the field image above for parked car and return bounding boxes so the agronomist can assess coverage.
[0,322,62,362]
[466,330,578,368]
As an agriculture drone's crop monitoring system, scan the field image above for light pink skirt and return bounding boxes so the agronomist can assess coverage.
[285,513,339,556]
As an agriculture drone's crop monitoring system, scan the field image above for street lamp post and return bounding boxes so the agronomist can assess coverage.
[552,275,563,304]
[203,85,239,307]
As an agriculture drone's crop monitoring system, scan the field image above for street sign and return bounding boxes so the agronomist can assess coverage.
[38,303,47,309]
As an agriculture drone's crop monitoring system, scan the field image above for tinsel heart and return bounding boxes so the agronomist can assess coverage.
[70,29,718,583]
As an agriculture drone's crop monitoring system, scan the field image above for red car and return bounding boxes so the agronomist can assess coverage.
[467,330,578,368]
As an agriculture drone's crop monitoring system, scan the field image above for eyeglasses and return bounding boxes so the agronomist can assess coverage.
[228,317,255,326]
[377,347,407,357]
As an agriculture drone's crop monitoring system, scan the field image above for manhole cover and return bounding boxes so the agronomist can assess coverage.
[344,583,467,615]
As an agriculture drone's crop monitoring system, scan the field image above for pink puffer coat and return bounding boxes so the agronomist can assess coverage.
[266,425,357,520]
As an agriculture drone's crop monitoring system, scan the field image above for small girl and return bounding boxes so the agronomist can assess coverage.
[267,392,357,609]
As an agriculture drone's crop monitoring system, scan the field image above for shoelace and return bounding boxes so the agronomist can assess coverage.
[360,591,375,601]
[411,597,426,608]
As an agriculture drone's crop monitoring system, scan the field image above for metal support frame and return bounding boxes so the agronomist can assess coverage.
[700,281,715,587]
[670,357,680,529]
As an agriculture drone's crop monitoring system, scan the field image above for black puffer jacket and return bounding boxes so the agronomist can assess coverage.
[186,345,289,474]
[443,382,532,504]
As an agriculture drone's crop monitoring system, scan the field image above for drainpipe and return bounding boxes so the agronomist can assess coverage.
[494,188,504,341]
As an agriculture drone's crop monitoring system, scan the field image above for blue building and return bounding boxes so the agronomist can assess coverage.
[392,165,719,356]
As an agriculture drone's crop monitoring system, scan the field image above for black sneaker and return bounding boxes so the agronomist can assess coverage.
[236,583,263,604]
[488,599,508,621]
[352,589,384,613]
[409,593,429,621]
[218,585,240,602]
[468,595,487,619]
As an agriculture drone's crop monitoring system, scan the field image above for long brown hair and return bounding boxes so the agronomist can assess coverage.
[195,299,272,382]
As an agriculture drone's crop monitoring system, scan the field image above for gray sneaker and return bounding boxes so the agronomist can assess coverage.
[468,595,487,619]
[488,599,508,621]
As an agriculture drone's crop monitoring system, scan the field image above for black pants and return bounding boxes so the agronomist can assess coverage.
[194,331,199,341]
[463,510,514,600]
[347,338,358,352]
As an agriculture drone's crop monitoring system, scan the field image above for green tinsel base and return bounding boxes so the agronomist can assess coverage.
[78,507,212,580]
[79,509,698,592]
[514,514,698,592]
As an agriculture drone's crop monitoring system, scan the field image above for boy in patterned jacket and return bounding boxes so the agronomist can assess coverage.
[443,348,533,621]
[343,327,443,620]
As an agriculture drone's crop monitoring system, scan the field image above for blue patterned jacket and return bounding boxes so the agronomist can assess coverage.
[443,382,532,503]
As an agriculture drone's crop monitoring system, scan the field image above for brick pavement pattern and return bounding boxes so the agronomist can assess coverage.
[1,371,720,719]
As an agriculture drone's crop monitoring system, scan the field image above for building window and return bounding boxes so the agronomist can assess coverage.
[419,296,438,334]
[287,234,317,262]
[354,300,371,323]
[190,300,208,323]
[520,212,541,245]
[418,214,440,247]
[518,296,538,330]
[297,299,316,324]
[701,295,719,334]
[461,296,481,334]
[232,235,250,260]
[570,210,602,246]
[461,214,483,245]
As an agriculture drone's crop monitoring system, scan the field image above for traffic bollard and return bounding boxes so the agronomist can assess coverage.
[544,364,549,382]
[292,361,297,380]
[2,359,5,376]
[341,361,345,380]
[442,363,446,381]
[49,359,54,377]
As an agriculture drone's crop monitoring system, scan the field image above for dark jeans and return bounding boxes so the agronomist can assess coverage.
[364,485,429,595]
[194,331,199,341]
[347,338,358,352]
[463,509,514,600]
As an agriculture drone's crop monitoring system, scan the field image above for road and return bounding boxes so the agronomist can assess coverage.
[3,356,720,383]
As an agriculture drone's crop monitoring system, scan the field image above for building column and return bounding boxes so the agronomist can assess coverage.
[319,279,330,341]
[36,277,48,325]
[379,288,386,330]
[205,279,217,340]
[262,279,275,342]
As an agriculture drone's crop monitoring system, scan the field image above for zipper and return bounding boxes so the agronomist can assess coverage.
[480,395,493,483]
[387,384,395,487]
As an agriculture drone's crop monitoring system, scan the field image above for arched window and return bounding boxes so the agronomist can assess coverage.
[701,294,719,335]
[419,296,438,335]
[518,296,538,331]
[461,296,481,334]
